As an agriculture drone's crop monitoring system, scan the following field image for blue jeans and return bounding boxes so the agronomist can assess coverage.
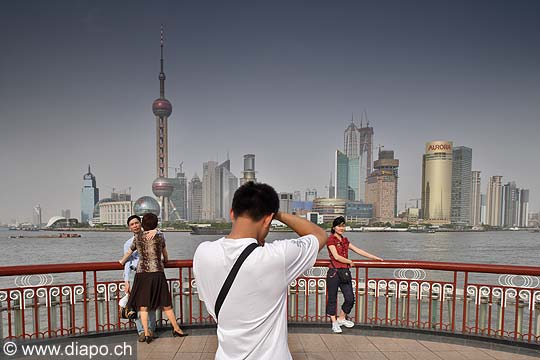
[326,268,355,316]
[129,271,156,334]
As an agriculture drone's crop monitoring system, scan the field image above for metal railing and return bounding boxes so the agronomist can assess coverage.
[1,260,539,345]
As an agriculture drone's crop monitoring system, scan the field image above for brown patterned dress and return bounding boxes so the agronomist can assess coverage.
[127,232,172,310]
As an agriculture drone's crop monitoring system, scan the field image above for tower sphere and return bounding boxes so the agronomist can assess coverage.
[152,177,174,197]
[133,196,161,217]
[152,98,172,117]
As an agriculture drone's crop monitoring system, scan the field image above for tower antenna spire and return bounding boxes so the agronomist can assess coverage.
[159,24,166,99]
[365,108,369,127]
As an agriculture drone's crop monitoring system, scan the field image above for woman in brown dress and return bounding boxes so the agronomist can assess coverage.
[119,213,187,343]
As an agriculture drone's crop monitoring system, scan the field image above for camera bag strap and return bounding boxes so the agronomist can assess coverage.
[214,242,259,321]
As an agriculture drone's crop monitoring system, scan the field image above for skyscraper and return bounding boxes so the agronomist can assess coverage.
[215,160,238,221]
[373,150,399,217]
[480,193,487,224]
[470,171,482,226]
[421,141,453,224]
[520,189,530,227]
[170,165,188,221]
[188,174,203,221]
[80,165,99,223]
[486,176,503,226]
[335,150,349,200]
[202,161,218,220]
[336,113,373,202]
[451,146,472,225]
[365,170,396,223]
[33,205,42,227]
[328,173,335,198]
[151,26,175,221]
[502,181,521,227]
[358,115,374,192]
[240,154,257,185]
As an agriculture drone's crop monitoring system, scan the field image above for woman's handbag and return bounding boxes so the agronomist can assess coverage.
[120,306,137,320]
[336,268,352,284]
[119,294,137,320]
[330,260,352,285]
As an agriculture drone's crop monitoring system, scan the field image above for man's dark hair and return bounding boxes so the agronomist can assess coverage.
[141,213,159,230]
[126,215,141,226]
[330,216,346,234]
[231,182,279,221]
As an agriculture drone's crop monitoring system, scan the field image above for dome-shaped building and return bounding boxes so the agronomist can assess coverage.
[133,196,161,217]
[152,177,174,198]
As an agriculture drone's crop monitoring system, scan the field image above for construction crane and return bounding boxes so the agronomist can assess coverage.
[167,162,184,177]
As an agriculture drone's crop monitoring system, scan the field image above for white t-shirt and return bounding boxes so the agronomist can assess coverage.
[193,235,319,360]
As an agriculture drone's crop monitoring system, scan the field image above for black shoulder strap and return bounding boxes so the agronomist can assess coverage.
[214,242,258,321]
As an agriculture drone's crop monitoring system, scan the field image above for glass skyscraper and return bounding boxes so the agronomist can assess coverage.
[335,150,362,201]
[170,167,188,221]
[215,160,238,221]
[502,181,520,227]
[336,116,373,202]
[335,150,349,200]
[470,171,481,226]
[520,189,530,227]
[188,174,203,221]
[451,146,472,225]
[80,165,99,224]
[202,161,218,220]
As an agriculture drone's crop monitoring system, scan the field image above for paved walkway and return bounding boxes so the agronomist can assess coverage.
[136,330,540,360]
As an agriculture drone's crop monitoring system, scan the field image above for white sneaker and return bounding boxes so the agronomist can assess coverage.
[337,318,355,328]
[332,322,342,334]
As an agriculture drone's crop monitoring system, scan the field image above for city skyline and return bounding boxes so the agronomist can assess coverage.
[1,1,540,222]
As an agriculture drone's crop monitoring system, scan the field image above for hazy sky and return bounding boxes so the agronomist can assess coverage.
[1,0,539,223]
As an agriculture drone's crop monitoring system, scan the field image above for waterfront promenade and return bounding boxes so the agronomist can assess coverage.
[128,327,540,359]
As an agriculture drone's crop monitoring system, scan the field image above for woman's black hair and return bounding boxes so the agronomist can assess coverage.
[330,216,346,234]
[141,213,158,230]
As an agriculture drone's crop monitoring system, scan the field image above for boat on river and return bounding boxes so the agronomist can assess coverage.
[190,226,231,235]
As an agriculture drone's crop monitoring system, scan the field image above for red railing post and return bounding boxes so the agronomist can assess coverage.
[33,294,39,337]
[451,271,457,332]
[364,268,369,324]
[93,270,99,333]
[514,290,520,341]
[188,268,193,325]
[462,272,468,334]
[178,267,184,324]
[354,266,359,323]
[82,271,88,335]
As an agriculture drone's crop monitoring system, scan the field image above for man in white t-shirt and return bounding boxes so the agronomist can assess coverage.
[193,182,328,360]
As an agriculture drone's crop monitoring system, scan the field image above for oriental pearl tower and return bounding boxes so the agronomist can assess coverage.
[151,25,174,221]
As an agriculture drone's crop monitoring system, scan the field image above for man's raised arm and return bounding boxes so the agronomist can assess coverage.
[274,212,328,251]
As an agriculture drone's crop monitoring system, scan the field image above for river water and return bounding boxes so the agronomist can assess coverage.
[0,229,538,317]
[1,229,538,267]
